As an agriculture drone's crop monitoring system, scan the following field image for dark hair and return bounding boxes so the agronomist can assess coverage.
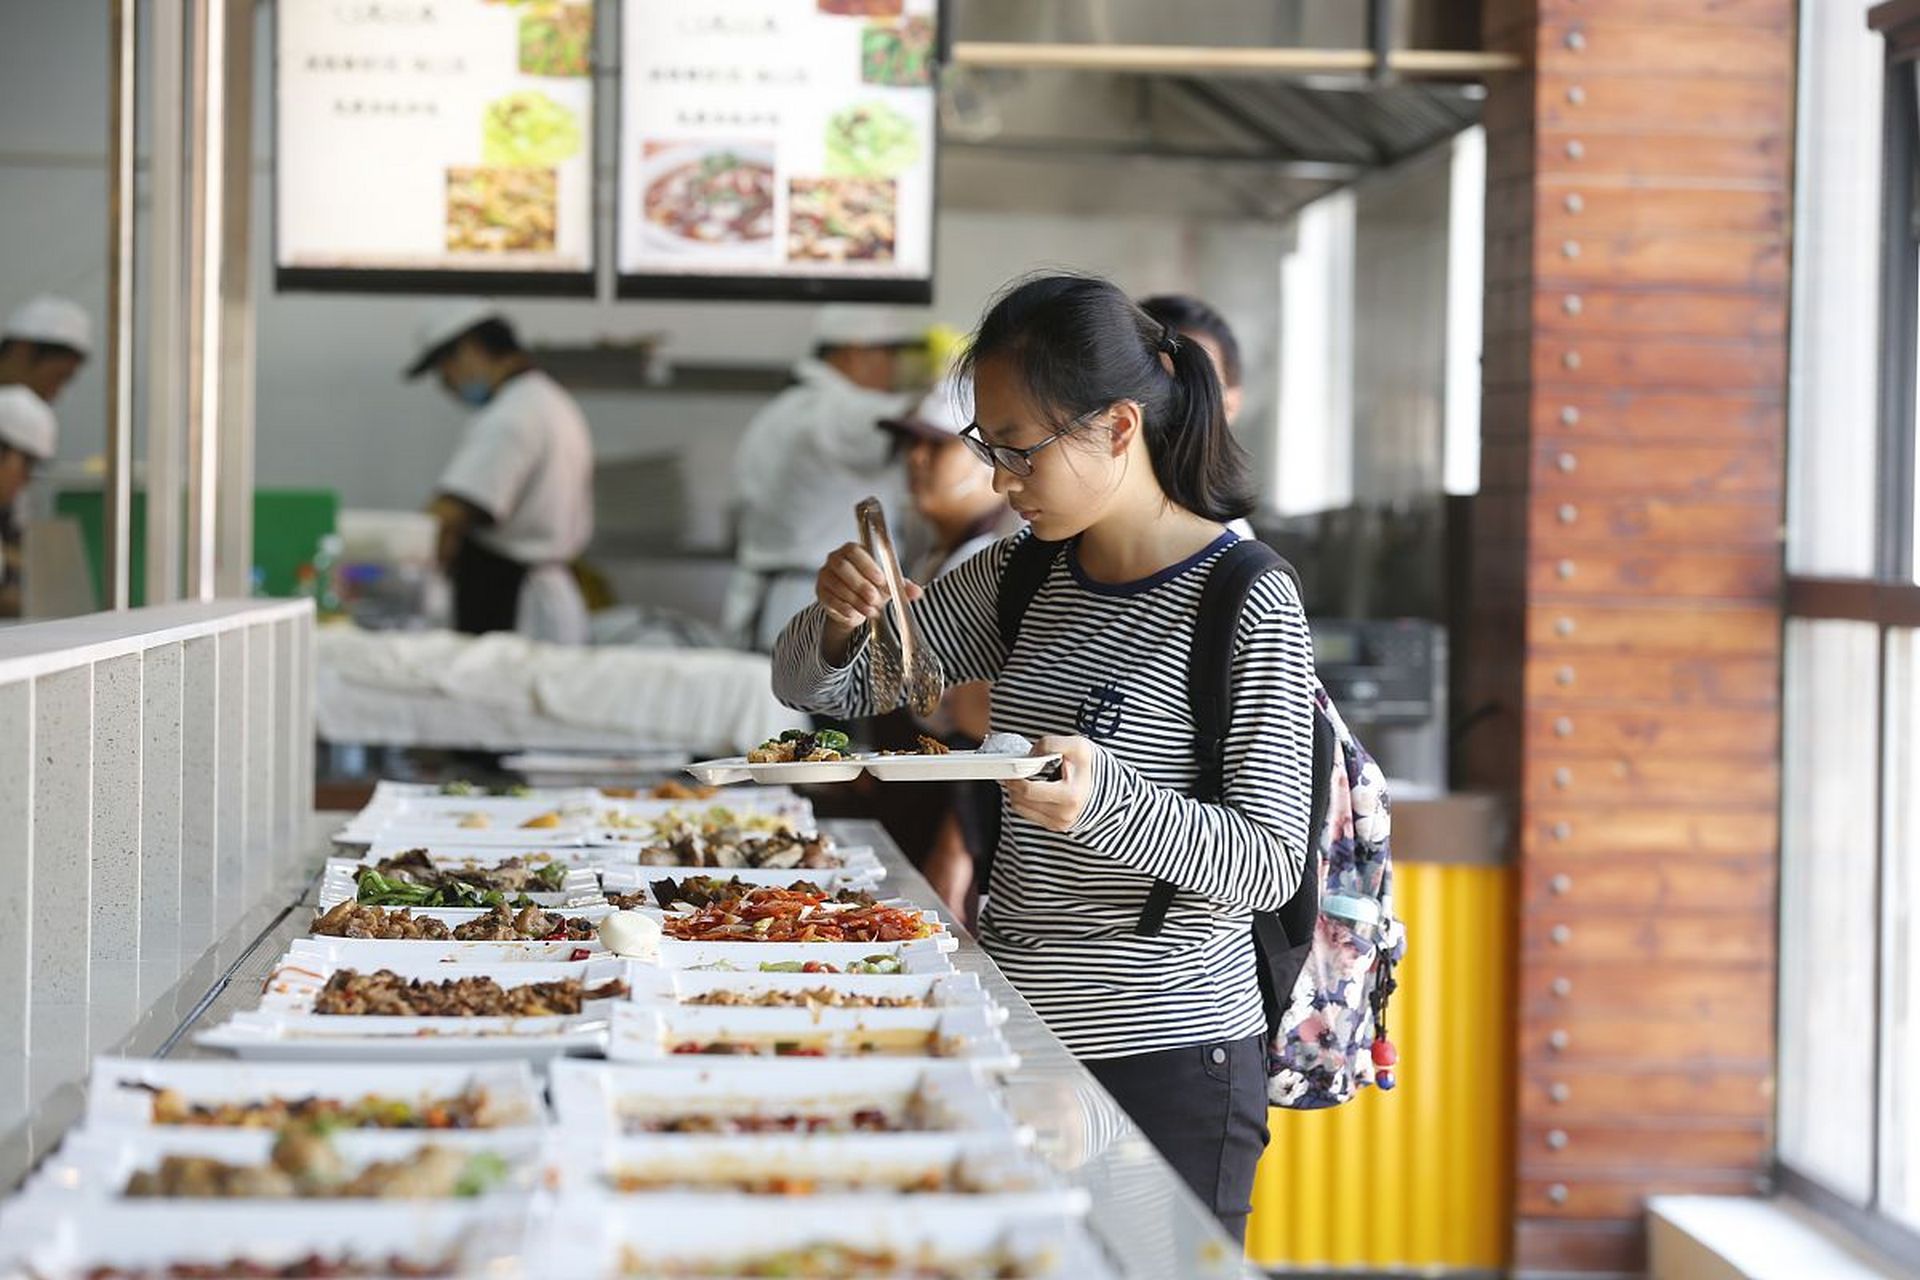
[0,338,84,365]
[959,272,1255,523]
[464,317,523,358]
[1139,293,1242,388]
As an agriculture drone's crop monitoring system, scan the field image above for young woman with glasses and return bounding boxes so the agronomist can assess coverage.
[770,272,1316,1244]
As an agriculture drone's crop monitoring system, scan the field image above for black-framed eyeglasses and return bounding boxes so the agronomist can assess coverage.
[958,408,1104,478]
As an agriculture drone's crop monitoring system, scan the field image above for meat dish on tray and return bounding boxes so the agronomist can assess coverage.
[311,902,598,943]
[682,985,925,1010]
[645,874,875,910]
[620,827,842,871]
[352,850,569,909]
[122,1127,512,1200]
[130,1082,503,1131]
[615,1242,1044,1278]
[81,1254,457,1278]
[311,970,627,1018]
[659,887,935,944]
[747,728,851,764]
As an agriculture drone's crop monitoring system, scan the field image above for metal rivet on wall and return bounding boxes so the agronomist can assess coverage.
[1547,1129,1570,1151]
[1563,294,1583,316]
[1554,615,1576,636]
[1547,1183,1570,1206]
[1565,28,1586,51]
[1561,239,1581,260]
[1550,924,1573,946]
[1548,1029,1571,1052]
[1550,821,1572,842]
[1551,976,1573,998]
[1559,404,1580,426]
[1565,139,1585,161]
[1557,452,1578,473]
[1555,559,1576,581]
[1550,873,1573,895]
[1552,767,1573,789]
[1553,715,1574,737]
[1549,1082,1572,1104]
[1562,350,1582,371]
[1556,665,1576,687]
[1566,84,1586,105]
[1557,504,1578,526]
[1565,192,1584,214]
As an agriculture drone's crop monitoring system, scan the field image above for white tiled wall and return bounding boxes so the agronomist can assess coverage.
[0,600,315,1132]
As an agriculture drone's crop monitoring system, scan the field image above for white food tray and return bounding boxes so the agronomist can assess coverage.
[624,968,997,1014]
[598,863,884,896]
[554,1131,1071,1201]
[335,794,597,845]
[361,839,607,866]
[317,856,605,911]
[290,936,607,965]
[23,1127,545,1201]
[368,780,599,806]
[3,1202,526,1280]
[685,750,1060,785]
[609,1004,1018,1072]
[653,935,955,972]
[82,1057,545,1132]
[538,1198,1111,1280]
[546,1058,1021,1137]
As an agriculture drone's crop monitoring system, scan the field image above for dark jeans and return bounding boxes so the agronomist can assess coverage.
[1085,1033,1271,1245]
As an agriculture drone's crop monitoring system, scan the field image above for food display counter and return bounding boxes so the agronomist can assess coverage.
[0,793,1245,1279]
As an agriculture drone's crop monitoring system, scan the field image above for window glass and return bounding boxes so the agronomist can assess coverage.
[1881,629,1920,1226]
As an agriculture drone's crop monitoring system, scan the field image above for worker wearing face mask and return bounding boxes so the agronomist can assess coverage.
[405,301,595,645]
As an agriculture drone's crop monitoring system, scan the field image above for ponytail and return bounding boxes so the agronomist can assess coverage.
[1150,327,1255,522]
[960,272,1256,523]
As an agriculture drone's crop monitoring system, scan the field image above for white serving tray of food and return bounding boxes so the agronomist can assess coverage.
[83,1057,544,1132]
[589,828,882,876]
[538,1198,1111,1280]
[317,856,605,912]
[596,790,813,822]
[546,1058,1020,1137]
[608,1004,1018,1071]
[653,901,955,952]
[307,899,611,934]
[654,936,955,973]
[553,1131,1069,1200]
[340,793,597,829]
[369,780,598,805]
[26,1127,544,1201]
[255,956,637,1013]
[684,754,865,785]
[5,1202,527,1280]
[624,968,996,1014]
[597,864,883,899]
[288,936,607,966]
[361,839,607,866]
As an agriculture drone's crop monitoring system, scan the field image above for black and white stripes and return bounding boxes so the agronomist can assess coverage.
[773,529,1316,1060]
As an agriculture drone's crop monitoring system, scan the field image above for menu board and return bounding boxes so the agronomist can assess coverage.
[617,0,939,302]
[276,0,597,294]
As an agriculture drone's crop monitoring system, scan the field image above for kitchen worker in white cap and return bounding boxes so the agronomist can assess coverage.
[0,385,59,618]
[723,304,922,652]
[0,294,91,406]
[405,300,594,645]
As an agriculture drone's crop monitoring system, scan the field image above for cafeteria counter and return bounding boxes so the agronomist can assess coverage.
[1,814,1248,1280]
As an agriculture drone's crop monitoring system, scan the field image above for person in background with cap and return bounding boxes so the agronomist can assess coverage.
[406,301,594,645]
[869,375,1022,920]
[722,305,923,652]
[0,386,59,618]
[0,294,91,407]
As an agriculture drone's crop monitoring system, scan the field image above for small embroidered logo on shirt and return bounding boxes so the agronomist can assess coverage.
[1075,681,1126,740]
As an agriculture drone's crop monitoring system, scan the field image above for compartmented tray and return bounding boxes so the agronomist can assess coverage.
[545,1058,1022,1138]
[83,1057,545,1132]
[623,968,996,1014]
[3,1202,527,1279]
[608,1004,1018,1072]
[537,1197,1112,1279]
[652,936,955,973]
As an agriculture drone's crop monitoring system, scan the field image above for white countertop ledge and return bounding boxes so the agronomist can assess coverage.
[0,599,313,684]
[1648,1195,1910,1280]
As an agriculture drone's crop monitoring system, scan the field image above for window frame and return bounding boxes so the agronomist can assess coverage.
[1778,4,1920,1262]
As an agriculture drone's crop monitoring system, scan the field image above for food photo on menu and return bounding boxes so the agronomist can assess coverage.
[640,141,779,255]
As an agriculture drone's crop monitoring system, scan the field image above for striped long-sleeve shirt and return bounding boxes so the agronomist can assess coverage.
[772,529,1316,1059]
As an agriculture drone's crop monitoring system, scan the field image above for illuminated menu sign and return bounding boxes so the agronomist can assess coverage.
[617,0,939,302]
[277,0,596,294]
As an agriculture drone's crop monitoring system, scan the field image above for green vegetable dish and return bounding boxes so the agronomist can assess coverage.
[861,16,934,87]
[353,870,542,912]
[519,6,592,77]
[748,728,851,764]
[482,90,582,168]
[824,102,920,179]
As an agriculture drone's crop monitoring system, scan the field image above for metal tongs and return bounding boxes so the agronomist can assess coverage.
[857,497,945,715]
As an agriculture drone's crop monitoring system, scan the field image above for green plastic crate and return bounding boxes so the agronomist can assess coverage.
[53,487,338,606]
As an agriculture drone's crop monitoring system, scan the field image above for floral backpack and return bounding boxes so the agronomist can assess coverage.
[997,536,1406,1110]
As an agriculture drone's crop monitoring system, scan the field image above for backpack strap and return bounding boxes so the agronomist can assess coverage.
[996,535,1067,654]
[1135,539,1316,939]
